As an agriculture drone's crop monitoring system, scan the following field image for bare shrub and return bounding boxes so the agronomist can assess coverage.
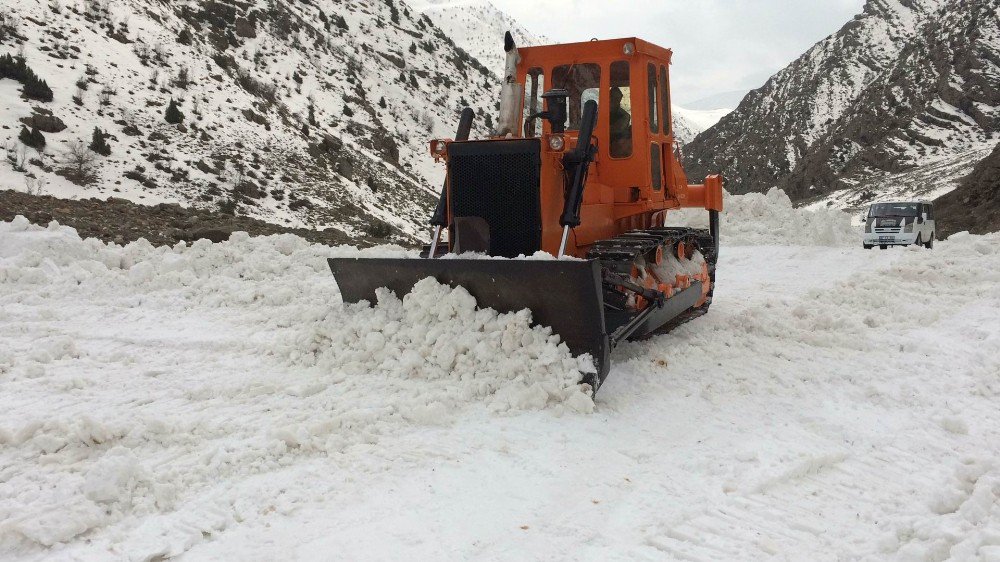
[57,140,99,185]
[24,176,46,195]
[234,66,277,105]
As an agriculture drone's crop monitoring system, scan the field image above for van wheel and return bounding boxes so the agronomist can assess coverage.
[914,234,923,247]
[925,234,934,249]
[863,243,874,249]
[879,245,887,250]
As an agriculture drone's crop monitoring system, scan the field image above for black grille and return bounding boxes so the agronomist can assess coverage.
[448,139,542,258]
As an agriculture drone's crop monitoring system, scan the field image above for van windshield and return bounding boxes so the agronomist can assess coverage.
[869,203,920,217]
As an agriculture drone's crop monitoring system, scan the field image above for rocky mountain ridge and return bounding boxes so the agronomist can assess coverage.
[684,0,999,212]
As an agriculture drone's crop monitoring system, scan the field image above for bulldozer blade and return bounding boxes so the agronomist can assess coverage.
[327,257,611,389]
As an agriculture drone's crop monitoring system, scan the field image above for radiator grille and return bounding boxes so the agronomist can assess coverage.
[447,139,542,258]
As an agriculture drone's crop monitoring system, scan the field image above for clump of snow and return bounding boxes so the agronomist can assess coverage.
[671,188,857,246]
[82,447,144,504]
[888,459,1000,560]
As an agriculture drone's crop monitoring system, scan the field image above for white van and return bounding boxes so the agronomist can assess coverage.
[862,201,935,249]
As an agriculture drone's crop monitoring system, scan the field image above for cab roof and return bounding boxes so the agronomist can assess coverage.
[518,37,673,64]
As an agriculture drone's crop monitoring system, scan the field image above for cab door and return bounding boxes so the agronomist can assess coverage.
[645,61,666,205]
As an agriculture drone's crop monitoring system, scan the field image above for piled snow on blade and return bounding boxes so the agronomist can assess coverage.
[0,217,593,556]
[672,188,857,246]
[286,278,596,415]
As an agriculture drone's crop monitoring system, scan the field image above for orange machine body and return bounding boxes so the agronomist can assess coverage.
[441,37,723,258]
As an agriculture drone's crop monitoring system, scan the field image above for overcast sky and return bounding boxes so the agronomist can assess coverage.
[492,0,866,105]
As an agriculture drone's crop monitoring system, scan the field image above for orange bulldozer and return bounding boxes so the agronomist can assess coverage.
[329,34,724,392]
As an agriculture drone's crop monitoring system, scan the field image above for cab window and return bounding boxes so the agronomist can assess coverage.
[523,67,545,137]
[552,63,601,131]
[609,61,632,158]
[648,63,659,133]
[650,143,662,190]
[660,66,671,135]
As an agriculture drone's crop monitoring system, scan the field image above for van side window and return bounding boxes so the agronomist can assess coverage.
[650,143,662,191]
[609,61,632,158]
[523,68,545,138]
[647,63,659,133]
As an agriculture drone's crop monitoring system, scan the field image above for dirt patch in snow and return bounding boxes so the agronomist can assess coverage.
[0,189,392,248]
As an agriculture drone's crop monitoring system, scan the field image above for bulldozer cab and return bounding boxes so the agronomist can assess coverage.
[424,37,720,260]
[517,38,680,214]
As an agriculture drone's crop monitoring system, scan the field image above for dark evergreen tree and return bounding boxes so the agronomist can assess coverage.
[378,96,387,109]
[22,73,53,102]
[18,126,45,149]
[164,98,184,124]
[1,55,53,102]
[89,126,112,156]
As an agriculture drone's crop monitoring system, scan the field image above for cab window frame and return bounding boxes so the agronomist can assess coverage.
[523,67,545,138]
[608,60,633,160]
[660,65,671,136]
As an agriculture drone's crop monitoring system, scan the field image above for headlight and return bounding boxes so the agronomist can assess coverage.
[904,222,913,233]
[548,135,565,151]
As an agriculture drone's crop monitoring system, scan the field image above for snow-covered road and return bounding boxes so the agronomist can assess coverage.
[2,208,999,561]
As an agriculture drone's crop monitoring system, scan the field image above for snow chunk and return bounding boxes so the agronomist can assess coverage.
[83,447,144,504]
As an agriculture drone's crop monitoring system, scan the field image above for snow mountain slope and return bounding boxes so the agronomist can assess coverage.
[2,205,1000,559]
[684,0,1000,211]
[407,0,546,75]
[672,105,731,146]
[0,0,504,239]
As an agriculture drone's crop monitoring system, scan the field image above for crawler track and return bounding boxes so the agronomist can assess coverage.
[587,227,718,338]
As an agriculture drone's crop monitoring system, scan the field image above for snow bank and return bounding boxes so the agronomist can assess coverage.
[0,218,593,556]
[671,188,857,246]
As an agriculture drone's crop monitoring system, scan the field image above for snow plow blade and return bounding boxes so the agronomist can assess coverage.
[327,257,610,388]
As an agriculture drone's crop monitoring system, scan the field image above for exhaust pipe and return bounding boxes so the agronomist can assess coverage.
[427,107,475,257]
[495,31,523,137]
